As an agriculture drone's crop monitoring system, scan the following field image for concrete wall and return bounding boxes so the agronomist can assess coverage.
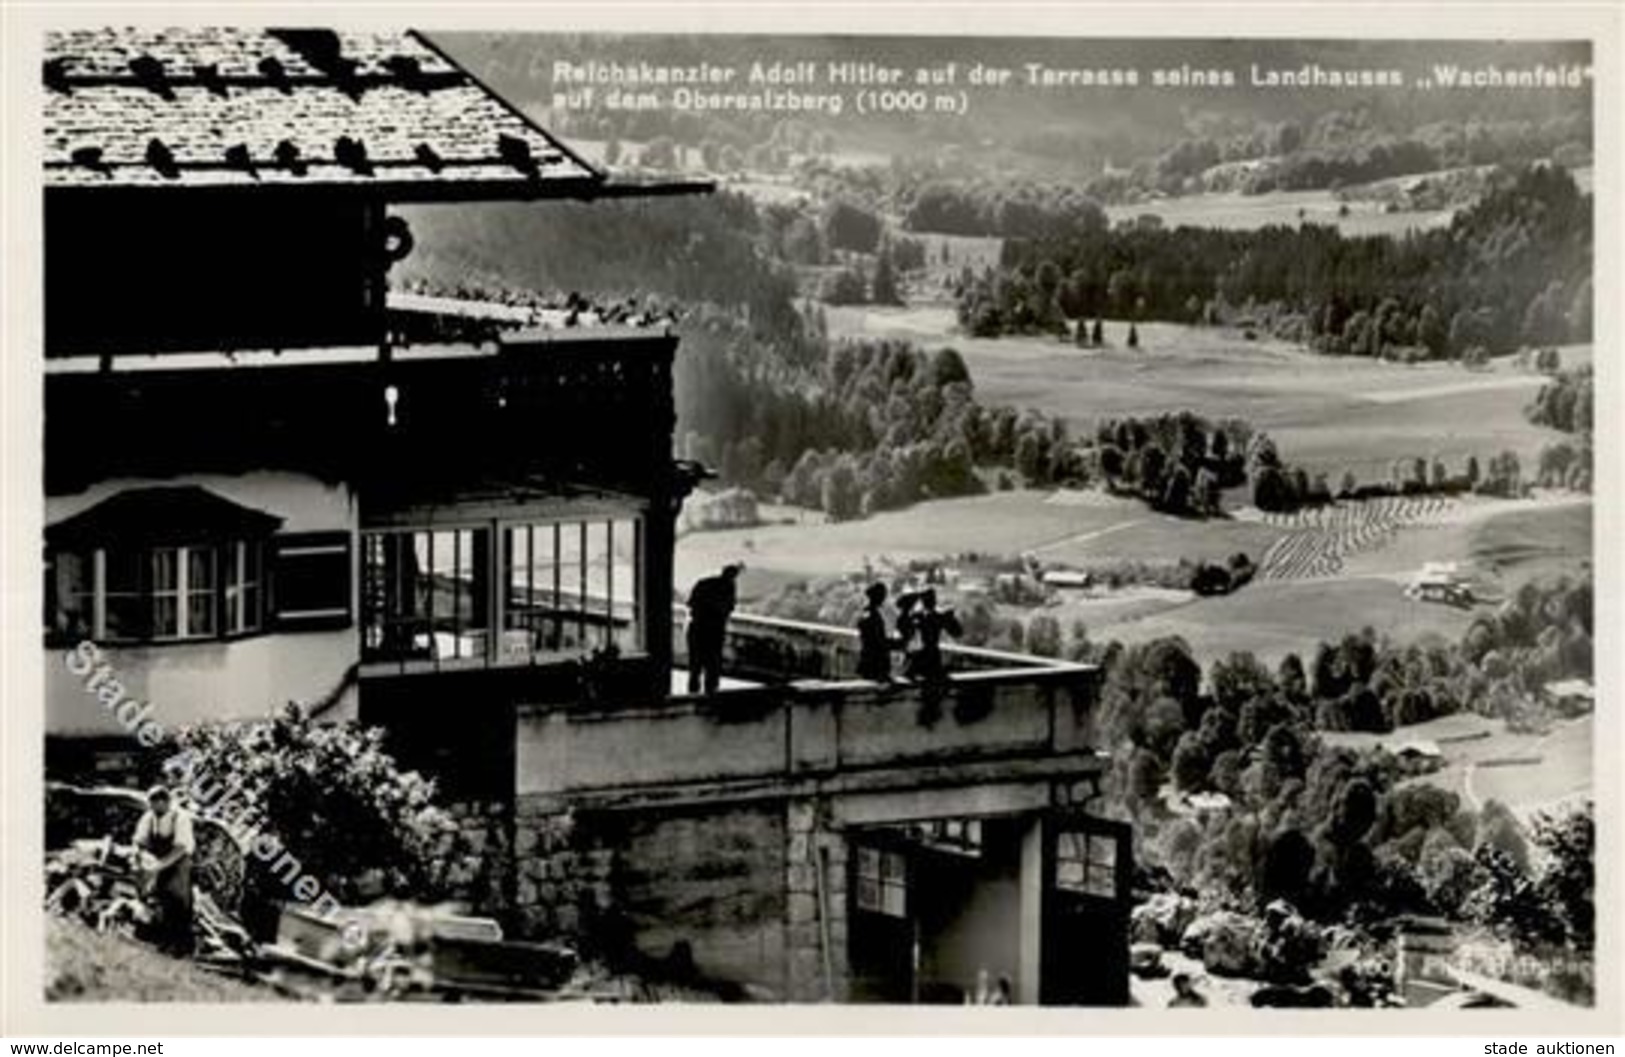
[45,471,359,734]
[514,665,1099,799]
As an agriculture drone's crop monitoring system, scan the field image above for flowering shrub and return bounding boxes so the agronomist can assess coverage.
[170,705,458,938]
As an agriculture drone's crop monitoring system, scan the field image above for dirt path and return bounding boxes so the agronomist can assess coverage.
[1024,518,1145,557]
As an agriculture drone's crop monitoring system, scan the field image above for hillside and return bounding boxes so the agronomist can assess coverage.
[47,918,281,1002]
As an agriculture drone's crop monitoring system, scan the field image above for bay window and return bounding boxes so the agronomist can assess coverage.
[44,486,288,646]
[47,539,268,644]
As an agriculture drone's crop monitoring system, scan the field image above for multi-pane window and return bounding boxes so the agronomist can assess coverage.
[910,817,984,858]
[361,528,490,664]
[1055,830,1118,899]
[854,846,908,918]
[361,515,641,668]
[501,518,640,662]
[47,540,266,644]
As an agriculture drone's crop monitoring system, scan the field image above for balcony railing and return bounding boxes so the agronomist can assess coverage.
[515,613,1103,803]
[675,608,1068,684]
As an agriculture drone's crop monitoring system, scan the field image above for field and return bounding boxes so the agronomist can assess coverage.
[1091,576,1477,668]
[706,307,1590,667]
[827,306,1578,482]
[680,490,1174,599]
[1322,712,1593,824]
[1467,500,1595,587]
[1103,187,1454,237]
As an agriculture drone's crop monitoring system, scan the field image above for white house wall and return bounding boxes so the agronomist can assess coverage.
[45,471,360,734]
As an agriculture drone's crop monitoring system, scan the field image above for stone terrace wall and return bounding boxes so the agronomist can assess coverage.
[508,794,857,1002]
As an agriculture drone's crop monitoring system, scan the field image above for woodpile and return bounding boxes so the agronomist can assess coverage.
[44,781,736,1003]
[44,835,255,966]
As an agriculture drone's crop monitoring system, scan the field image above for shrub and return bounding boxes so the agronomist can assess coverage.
[168,706,459,938]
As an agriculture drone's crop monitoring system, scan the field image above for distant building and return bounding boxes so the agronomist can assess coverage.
[1543,679,1595,716]
[1394,739,1443,761]
[1406,562,1472,605]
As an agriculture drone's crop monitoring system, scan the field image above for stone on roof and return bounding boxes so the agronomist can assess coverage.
[44,27,600,194]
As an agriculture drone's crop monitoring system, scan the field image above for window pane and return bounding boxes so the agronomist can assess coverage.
[611,518,640,652]
[150,548,178,591]
[105,549,143,593]
[556,524,585,652]
[239,583,260,632]
[52,551,94,639]
[104,549,147,640]
[187,594,217,636]
[225,542,262,634]
[151,596,179,638]
[183,547,216,637]
[187,547,216,591]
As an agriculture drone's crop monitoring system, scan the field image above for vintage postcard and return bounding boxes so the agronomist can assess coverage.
[2,1,1618,1038]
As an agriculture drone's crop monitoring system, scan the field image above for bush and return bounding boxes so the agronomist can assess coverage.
[1182,910,1263,976]
[1191,562,1234,596]
[168,706,459,939]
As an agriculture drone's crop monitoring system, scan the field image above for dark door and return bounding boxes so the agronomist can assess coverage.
[846,840,916,1003]
[1041,813,1133,1006]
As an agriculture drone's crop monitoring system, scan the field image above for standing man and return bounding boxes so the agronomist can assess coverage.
[898,588,962,683]
[855,582,897,683]
[133,784,195,956]
[686,562,742,694]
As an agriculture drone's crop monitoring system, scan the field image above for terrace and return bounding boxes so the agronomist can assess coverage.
[516,610,1104,808]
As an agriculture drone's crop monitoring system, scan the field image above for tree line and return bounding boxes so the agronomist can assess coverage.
[1527,363,1594,493]
[959,165,1592,361]
[679,328,1090,520]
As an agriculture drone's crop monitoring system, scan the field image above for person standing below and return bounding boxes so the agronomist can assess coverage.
[133,785,195,957]
[898,588,962,683]
[686,562,742,695]
[855,582,898,683]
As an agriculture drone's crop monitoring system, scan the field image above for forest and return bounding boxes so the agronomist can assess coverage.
[958,165,1593,361]
[402,192,1087,519]
[1094,575,1593,999]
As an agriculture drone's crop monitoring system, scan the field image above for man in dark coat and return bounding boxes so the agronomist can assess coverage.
[686,563,742,694]
[898,588,962,683]
[855,582,898,682]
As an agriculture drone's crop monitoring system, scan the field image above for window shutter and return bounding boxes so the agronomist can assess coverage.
[270,531,352,631]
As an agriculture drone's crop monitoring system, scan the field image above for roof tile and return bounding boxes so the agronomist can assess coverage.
[44,27,599,193]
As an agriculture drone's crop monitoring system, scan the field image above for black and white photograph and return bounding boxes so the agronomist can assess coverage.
[3,3,1618,1036]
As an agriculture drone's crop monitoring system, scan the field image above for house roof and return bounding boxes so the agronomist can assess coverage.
[44,27,602,198]
[46,485,285,547]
